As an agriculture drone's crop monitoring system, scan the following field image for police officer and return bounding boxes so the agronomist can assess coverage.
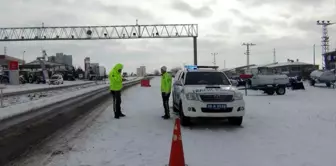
[160,66,172,119]
[109,63,125,119]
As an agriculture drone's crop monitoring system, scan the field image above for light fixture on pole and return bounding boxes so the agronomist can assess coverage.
[316,20,335,69]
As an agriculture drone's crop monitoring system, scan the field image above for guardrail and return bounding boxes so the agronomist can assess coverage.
[0,76,152,165]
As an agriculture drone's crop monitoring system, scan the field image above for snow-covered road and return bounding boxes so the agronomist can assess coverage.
[8,78,336,166]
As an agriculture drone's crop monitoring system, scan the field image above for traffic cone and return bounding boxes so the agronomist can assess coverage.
[168,118,186,166]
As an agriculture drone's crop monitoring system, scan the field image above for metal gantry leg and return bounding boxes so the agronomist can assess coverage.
[193,37,198,65]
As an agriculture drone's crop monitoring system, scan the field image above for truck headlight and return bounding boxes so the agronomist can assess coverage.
[185,93,199,100]
[234,92,243,100]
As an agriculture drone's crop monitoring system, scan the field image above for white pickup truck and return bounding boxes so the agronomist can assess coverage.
[172,65,245,126]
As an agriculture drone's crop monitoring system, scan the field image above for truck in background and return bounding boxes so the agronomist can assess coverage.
[98,66,106,80]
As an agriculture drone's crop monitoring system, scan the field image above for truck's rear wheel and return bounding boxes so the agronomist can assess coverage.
[276,86,286,95]
[228,117,243,126]
[310,80,315,86]
[265,89,275,95]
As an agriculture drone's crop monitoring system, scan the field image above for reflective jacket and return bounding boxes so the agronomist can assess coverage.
[161,72,172,93]
[109,63,123,91]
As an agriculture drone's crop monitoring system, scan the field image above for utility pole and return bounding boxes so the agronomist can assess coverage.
[224,60,226,68]
[23,51,26,64]
[316,20,335,69]
[242,43,256,70]
[211,52,218,66]
[273,48,276,63]
[313,44,316,66]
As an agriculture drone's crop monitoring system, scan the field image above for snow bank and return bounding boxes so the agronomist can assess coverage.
[2,83,100,108]
[2,80,94,94]
[0,77,143,121]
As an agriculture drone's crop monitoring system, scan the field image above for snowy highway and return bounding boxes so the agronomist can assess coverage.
[8,78,336,166]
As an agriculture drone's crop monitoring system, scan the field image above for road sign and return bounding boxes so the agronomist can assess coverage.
[8,61,18,70]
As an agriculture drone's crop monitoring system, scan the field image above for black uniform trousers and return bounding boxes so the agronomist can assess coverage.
[111,90,122,117]
[161,92,171,116]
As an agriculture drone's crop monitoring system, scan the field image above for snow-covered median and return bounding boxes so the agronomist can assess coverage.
[2,82,99,108]
[0,77,143,121]
[3,80,94,94]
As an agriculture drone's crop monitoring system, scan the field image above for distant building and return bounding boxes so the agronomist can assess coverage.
[48,53,73,66]
[90,63,99,74]
[136,68,141,76]
[84,57,90,79]
[136,66,146,77]
[323,51,336,70]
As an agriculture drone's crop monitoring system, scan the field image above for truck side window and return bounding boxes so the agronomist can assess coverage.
[180,73,185,80]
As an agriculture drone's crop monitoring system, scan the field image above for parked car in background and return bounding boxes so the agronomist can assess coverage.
[49,74,64,85]
[0,74,9,84]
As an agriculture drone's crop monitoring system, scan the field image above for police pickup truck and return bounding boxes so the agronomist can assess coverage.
[172,65,245,126]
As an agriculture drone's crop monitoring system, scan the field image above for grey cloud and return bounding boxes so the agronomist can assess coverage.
[212,20,232,33]
[279,13,292,19]
[171,0,213,18]
[229,9,287,27]
[290,19,320,34]
[0,0,332,71]
[238,26,258,34]
[236,0,328,7]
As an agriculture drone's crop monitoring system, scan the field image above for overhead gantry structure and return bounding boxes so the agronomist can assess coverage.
[0,23,199,65]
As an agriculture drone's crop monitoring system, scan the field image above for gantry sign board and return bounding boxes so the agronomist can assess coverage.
[0,24,198,41]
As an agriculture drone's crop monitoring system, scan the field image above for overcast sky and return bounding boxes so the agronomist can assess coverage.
[0,0,336,73]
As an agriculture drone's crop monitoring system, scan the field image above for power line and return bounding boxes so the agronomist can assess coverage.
[242,43,256,70]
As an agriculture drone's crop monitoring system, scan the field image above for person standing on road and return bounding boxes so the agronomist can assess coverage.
[109,63,126,119]
[160,66,172,119]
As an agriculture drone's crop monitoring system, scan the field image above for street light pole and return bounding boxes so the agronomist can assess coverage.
[22,51,26,64]
[313,44,316,66]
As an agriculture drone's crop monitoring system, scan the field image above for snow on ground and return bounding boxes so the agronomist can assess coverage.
[2,80,93,94]
[2,82,99,108]
[0,77,143,121]
[2,77,138,94]
[8,78,336,166]
[1,77,139,107]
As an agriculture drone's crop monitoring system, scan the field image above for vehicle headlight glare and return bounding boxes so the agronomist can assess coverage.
[185,93,199,100]
[234,92,243,100]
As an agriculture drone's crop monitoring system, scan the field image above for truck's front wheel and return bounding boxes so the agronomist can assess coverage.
[179,102,191,126]
[228,117,243,126]
[276,86,286,95]
[310,80,315,86]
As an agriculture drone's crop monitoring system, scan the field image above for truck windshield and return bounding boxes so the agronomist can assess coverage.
[51,76,59,79]
[185,72,230,85]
